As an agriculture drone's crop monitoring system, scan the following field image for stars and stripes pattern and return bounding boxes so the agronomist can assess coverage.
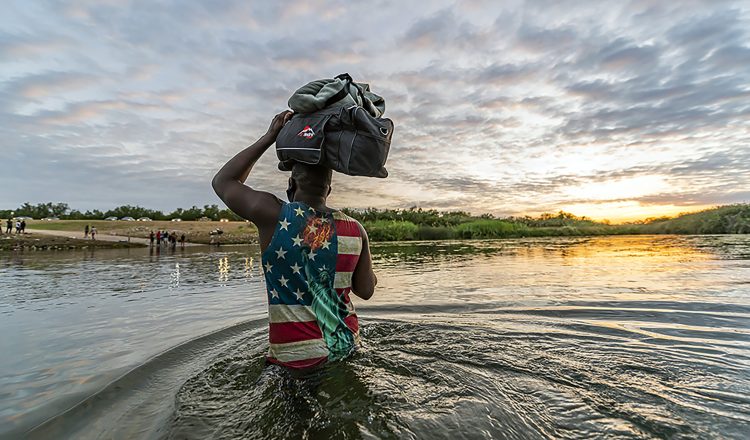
[261,202,362,370]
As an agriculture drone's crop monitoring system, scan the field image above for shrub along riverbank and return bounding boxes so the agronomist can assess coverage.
[3,203,749,245]
[343,204,750,241]
[358,219,641,241]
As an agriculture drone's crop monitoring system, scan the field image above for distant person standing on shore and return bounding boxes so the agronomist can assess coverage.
[156,230,161,245]
[149,231,155,246]
[84,224,90,238]
[15,220,21,233]
[180,234,185,248]
[5,218,11,234]
[90,227,97,240]
[20,219,26,233]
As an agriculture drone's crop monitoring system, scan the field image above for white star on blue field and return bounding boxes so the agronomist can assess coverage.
[1,0,749,221]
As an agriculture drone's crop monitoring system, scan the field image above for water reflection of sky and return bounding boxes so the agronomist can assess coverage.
[367,235,750,309]
[1,235,749,436]
[1,236,748,313]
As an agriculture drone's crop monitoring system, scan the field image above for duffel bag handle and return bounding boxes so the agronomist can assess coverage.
[323,73,353,108]
[328,72,367,108]
[335,73,353,82]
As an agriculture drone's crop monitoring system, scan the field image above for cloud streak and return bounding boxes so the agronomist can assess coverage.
[0,0,748,221]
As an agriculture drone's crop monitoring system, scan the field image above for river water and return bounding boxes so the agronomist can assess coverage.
[1,235,749,439]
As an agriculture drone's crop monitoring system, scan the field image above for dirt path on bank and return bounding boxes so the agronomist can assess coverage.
[28,229,200,246]
[29,229,150,244]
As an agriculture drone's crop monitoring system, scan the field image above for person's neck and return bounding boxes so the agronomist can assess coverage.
[293,193,329,212]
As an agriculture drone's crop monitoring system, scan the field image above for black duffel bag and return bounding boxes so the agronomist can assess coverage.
[275,75,394,178]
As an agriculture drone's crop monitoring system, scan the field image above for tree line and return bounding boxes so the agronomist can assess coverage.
[0,202,243,221]
[2,202,748,236]
[341,207,603,228]
[2,203,599,224]
[342,204,750,240]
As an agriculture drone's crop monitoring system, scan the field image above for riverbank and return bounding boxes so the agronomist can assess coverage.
[0,232,145,251]
[24,219,259,245]
[12,203,750,247]
[354,204,750,240]
[361,219,642,241]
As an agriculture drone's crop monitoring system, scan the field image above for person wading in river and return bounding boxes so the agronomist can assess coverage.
[212,110,377,371]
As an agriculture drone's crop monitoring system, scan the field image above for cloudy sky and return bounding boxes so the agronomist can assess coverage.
[2,0,749,221]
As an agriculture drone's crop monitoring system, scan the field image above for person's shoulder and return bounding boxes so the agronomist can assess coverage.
[332,210,366,235]
[332,210,360,223]
[281,200,306,216]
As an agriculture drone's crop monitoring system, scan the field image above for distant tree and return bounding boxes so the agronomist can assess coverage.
[203,204,220,220]
[86,210,104,219]
[168,208,184,220]
[180,206,204,221]
[51,203,70,217]
[218,208,243,221]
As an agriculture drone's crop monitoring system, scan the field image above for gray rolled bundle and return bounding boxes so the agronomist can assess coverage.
[288,74,385,118]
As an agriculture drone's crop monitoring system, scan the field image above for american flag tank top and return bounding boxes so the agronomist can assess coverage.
[261,201,362,369]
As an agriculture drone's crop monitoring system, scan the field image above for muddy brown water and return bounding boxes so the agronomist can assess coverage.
[1,235,749,439]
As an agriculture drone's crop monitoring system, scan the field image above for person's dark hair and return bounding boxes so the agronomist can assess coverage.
[290,163,332,195]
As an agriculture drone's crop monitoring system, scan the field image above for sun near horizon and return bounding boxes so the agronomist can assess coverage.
[553,202,716,224]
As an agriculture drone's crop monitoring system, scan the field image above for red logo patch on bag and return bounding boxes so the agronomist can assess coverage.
[297,125,315,139]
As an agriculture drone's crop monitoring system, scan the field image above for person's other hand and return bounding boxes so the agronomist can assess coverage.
[265,110,294,140]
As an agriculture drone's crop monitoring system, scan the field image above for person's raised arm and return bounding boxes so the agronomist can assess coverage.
[351,223,377,300]
[212,110,292,236]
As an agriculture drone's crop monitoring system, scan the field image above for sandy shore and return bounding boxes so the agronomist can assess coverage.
[28,228,154,245]
[0,232,146,251]
[24,220,259,245]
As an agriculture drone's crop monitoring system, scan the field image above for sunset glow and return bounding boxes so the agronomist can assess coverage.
[2,1,749,220]
[558,202,715,223]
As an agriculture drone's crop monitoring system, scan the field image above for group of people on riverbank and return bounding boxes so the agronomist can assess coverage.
[149,230,186,248]
[3,218,26,234]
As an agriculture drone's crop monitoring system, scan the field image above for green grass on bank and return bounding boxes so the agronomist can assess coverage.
[637,204,750,234]
[362,219,645,241]
[358,204,750,241]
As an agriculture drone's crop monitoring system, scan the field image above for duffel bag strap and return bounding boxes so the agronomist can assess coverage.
[334,72,353,82]
[336,72,368,106]
[324,73,353,108]
[329,73,367,108]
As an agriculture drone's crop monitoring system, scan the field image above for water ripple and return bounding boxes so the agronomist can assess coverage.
[161,308,750,440]
[4,235,750,439]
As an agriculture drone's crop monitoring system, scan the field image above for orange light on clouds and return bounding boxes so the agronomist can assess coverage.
[563,175,671,201]
[559,201,714,223]
[556,175,715,221]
